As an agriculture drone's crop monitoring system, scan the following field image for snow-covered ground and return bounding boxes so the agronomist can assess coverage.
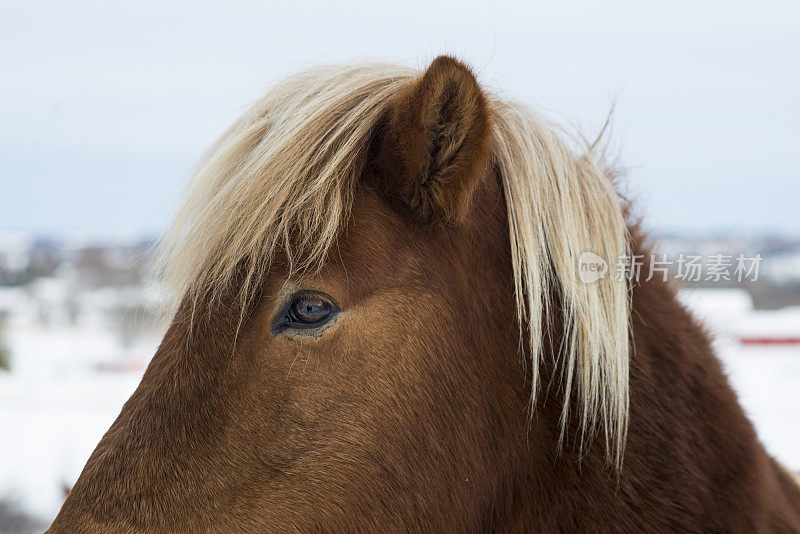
[0,369,143,522]
[0,325,155,522]
[0,288,798,529]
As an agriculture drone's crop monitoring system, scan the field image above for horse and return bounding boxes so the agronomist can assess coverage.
[49,56,800,532]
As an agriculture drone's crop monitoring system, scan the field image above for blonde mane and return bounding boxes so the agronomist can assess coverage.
[157,62,631,467]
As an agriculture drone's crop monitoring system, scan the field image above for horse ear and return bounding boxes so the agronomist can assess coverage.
[374,56,492,225]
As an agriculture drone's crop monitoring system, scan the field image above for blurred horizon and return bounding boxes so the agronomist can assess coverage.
[2,0,799,235]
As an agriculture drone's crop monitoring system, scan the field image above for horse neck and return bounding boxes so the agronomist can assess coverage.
[499,230,800,531]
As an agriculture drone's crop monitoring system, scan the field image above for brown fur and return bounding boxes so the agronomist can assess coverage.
[50,56,800,532]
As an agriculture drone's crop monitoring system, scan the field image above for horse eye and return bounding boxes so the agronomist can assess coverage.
[290,295,331,324]
[272,291,338,334]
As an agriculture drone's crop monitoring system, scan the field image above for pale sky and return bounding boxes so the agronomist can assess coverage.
[1,0,798,236]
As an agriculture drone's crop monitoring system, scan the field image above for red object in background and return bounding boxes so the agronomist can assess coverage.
[738,336,800,346]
